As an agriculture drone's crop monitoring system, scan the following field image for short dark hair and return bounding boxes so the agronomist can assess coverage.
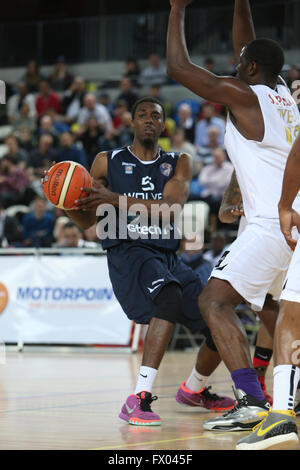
[131,97,166,121]
[243,38,284,81]
[63,221,83,233]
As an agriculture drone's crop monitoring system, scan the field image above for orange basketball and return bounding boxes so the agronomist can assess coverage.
[42,161,92,209]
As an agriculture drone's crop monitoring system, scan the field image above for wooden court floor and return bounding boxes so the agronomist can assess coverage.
[0,349,299,451]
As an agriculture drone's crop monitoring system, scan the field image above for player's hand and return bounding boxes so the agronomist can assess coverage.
[230,205,245,217]
[41,161,56,183]
[75,186,114,210]
[279,207,300,251]
[169,0,193,7]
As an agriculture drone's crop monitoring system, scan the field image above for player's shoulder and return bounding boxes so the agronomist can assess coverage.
[94,147,128,162]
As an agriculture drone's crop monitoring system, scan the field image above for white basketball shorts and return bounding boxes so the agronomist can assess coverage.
[211,219,294,311]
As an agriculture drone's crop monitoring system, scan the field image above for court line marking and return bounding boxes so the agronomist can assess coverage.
[0,380,233,401]
[90,434,206,450]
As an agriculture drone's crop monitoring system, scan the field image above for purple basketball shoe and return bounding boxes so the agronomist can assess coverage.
[176,382,234,412]
[119,391,162,426]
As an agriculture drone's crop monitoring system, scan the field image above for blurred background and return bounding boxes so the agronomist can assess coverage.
[0,0,298,252]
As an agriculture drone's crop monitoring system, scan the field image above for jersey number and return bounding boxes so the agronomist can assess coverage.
[286,125,300,146]
[215,250,230,271]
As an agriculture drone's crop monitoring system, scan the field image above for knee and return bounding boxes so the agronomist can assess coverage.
[153,282,183,325]
[198,290,218,322]
[198,290,232,325]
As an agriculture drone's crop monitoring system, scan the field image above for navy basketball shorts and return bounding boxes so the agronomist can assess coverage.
[106,242,206,333]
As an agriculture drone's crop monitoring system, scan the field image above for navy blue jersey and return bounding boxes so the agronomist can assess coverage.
[100,146,181,251]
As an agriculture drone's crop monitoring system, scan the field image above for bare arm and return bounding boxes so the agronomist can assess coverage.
[218,170,244,223]
[75,153,194,218]
[166,1,256,109]
[233,0,256,59]
[65,152,108,229]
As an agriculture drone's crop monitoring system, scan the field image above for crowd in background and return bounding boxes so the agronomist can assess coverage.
[0,53,299,260]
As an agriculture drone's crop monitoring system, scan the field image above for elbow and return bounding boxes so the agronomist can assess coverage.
[166,61,185,81]
[218,210,235,224]
[166,63,176,80]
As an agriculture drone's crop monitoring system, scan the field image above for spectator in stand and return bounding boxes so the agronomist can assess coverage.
[197,126,222,166]
[198,147,233,215]
[123,57,141,87]
[36,114,60,146]
[203,232,229,268]
[286,65,300,91]
[99,92,114,115]
[0,155,30,208]
[12,103,37,133]
[78,117,104,168]
[21,60,44,93]
[204,57,216,74]
[48,56,74,92]
[22,195,55,247]
[112,99,128,130]
[176,102,197,143]
[56,132,87,168]
[139,53,168,86]
[117,111,135,147]
[77,93,112,135]
[7,82,36,123]
[194,102,225,148]
[16,127,35,154]
[61,76,87,124]
[3,135,29,167]
[28,134,58,176]
[148,84,165,103]
[170,127,200,177]
[116,77,139,112]
[52,216,69,247]
[0,197,20,247]
[44,108,69,134]
[57,221,98,248]
[35,80,62,118]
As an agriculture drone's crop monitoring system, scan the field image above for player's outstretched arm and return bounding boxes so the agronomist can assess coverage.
[278,135,300,250]
[166,0,255,109]
[233,0,256,59]
[219,170,244,223]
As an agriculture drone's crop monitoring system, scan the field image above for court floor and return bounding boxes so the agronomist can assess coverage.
[0,349,299,451]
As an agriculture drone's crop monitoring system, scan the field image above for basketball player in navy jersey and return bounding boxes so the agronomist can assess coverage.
[167,0,300,439]
[61,96,234,426]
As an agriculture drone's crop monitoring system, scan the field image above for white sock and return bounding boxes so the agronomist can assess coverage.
[273,365,300,411]
[134,366,158,395]
[185,367,209,392]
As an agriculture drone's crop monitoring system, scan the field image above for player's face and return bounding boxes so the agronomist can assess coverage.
[132,103,165,147]
[63,228,81,247]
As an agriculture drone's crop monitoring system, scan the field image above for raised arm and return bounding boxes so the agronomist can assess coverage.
[278,135,300,250]
[166,1,256,109]
[233,0,256,59]
[219,170,244,223]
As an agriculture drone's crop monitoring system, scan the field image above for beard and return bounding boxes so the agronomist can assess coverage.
[141,137,156,148]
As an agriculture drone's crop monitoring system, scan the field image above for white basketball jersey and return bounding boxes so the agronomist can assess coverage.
[225,84,300,222]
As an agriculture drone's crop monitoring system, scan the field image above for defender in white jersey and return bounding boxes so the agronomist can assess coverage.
[237,136,300,450]
[167,0,300,433]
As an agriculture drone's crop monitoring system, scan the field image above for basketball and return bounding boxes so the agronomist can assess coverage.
[42,161,92,209]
